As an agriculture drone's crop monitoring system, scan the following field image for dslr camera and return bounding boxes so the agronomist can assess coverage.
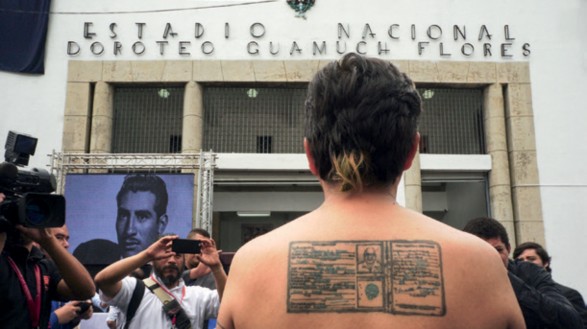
[0,131,65,233]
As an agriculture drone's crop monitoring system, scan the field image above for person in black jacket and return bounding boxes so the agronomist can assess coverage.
[0,193,96,329]
[514,241,587,329]
[463,217,583,329]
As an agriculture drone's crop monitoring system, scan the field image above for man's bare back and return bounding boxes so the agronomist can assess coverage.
[217,195,524,329]
[216,53,524,329]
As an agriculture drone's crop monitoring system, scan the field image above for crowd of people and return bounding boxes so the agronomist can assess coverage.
[1,52,586,329]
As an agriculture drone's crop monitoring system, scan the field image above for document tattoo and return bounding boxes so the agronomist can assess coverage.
[287,240,445,316]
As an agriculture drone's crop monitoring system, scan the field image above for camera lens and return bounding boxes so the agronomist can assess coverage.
[18,193,65,228]
[24,195,50,226]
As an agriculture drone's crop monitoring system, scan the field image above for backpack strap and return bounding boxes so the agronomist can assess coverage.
[123,278,145,329]
[143,277,192,329]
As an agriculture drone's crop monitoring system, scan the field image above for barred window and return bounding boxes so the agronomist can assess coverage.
[203,86,483,155]
[418,88,485,154]
[203,86,307,153]
[111,86,184,153]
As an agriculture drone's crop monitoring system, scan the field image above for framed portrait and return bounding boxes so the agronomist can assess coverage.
[64,173,194,268]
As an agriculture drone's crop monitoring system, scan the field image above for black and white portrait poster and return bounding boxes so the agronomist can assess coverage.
[64,173,194,268]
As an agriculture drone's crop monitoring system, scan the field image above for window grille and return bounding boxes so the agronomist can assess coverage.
[418,88,485,154]
[203,86,307,153]
[202,86,483,155]
[256,136,272,153]
[111,86,184,153]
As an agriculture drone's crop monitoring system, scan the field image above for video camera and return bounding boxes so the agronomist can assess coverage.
[0,131,65,232]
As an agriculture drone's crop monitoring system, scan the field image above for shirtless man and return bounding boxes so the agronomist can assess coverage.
[216,53,525,329]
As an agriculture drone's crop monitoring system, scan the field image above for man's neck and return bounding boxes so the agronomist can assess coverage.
[320,178,400,203]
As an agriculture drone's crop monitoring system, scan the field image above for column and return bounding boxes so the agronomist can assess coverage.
[505,81,545,246]
[89,81,113,153]
[484,83,517,244]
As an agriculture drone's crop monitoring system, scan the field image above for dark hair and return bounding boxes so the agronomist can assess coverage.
[513,241,552,272]
[304,52,421,191]
[462,217,510,248]
[117,174,168,217]
[187,228,210,239]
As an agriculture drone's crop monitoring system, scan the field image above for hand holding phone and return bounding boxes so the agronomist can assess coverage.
[172,239,202,254]
[76,301,91,314]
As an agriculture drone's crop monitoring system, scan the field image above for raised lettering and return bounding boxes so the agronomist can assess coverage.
[84,22,96,39]
[269,41,280,55]
[90,42,104,55]
[136,23,145,39]
[338,23,350,39]
[163,23,177,38]
[67,41,80,55]
[313,41,326,55]
[478,25,492,41]
[356,41,367,55]
[336,41,347,54]
[418,42,429,55]
[522,43,531,56]
[461,43,474,56]
[201,41,214,55]
[362,24,376,39]
[109,23,117,39]
[504,25,515,40]
[179,41,191,55]
[114,41,122,55]
[453,25,466,40]
[195,23,205,38]
[156,41,168,55]
[250,23,265,38]
[132,41,145,55]
[388,24,400,40]
[483,43,492,57]
[290,41,302,55]
[247,41,259,54]
[500,43,512,57]
[378,42,390,55]
[427,25,442,40]
[439,43,451,57]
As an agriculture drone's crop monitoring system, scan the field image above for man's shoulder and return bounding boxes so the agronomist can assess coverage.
[73,239,121,265]
[554,282,586,304]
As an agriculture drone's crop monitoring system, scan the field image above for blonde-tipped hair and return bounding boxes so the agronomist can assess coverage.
[330,151,367,192]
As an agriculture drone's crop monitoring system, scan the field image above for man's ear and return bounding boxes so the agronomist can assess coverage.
[403,132,420,170]
[304,138,319,177]
[157,214,169,235]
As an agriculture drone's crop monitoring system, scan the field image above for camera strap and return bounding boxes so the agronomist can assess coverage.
[144,275,192,329]
[7,256,41,329]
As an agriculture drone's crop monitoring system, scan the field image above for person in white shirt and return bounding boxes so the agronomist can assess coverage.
[95,235,226,329]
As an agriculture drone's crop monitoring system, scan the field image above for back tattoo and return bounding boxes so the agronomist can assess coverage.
[287,240,446,316]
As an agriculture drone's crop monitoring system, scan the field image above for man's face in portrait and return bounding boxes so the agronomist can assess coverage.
[364,248,377,266]
[116,190,168,258]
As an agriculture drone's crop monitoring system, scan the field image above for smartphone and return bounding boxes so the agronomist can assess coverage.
[172,239,202,254]
[76,301,91,314]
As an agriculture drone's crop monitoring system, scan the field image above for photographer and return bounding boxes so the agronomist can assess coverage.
[0,192,96,329]
[95,235,226,329]
[41,225,95,329]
